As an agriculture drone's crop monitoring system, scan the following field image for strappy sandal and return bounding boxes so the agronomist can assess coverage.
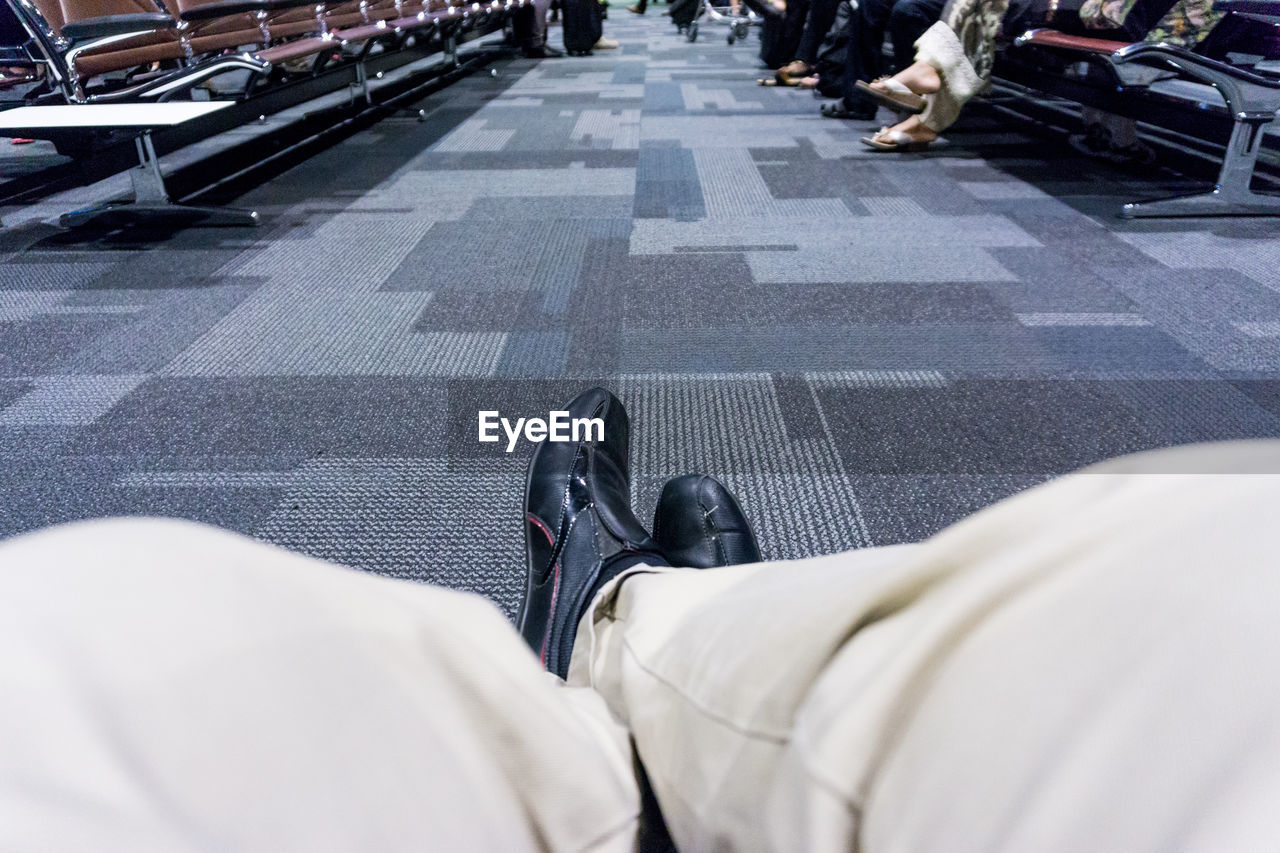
[861,127,933,151]
[860,126,931,151]
[776,60,810,86]
[855,77,926,114]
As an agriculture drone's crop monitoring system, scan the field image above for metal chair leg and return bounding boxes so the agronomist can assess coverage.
[60,131,259,229]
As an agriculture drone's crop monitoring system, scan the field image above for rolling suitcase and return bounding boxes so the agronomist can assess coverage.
[561,0,604,54]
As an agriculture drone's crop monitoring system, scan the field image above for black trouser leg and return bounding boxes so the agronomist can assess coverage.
[781,0,812,63]
[513,0,550,48]
[794,0,841,67]
[887,0,945,70]
[839,0,896,110]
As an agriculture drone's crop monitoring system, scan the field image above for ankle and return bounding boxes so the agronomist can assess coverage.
[898,63,941,95]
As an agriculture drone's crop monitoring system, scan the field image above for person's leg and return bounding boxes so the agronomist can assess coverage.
[517,0,562,56]
[793,0,841,68]
[574,441,1280,851]
[0,518,640,851]
[887,0,945,70]
[833,0,898,116]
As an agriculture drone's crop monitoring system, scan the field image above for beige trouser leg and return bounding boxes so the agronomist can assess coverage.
[572,440,1280,851]
[7,442,1280,851]
[0,520,639,852]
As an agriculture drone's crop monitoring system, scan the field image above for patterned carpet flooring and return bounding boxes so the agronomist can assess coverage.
[3,14,1280,615]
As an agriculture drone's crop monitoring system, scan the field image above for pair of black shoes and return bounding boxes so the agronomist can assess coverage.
[518,388,761,678]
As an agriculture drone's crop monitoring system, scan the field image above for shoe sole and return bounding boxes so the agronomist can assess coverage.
[515,428,548,636]
[854,79,925,115]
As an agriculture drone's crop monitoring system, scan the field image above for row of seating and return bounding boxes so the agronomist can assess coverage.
[997,2,1280,215]
[2,0,527,103]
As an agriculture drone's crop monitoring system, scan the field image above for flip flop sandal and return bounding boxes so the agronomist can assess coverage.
[855,78,926,114]
[820,101,874,119]
[758,76,783,86]
[860,128,932,152]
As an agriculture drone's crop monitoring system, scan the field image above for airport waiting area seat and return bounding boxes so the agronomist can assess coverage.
[0,0,524,228]
[1001,2,1280,216]
[2,0,520,104]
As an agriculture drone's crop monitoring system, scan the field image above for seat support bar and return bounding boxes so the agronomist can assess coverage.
[60,130,260,228]
[1122,112,1280,216]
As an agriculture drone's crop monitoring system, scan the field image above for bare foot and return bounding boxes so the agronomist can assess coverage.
[885,61,941,96]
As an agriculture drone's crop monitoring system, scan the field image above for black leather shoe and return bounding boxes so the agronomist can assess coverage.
[653,474,761,568]
[522,44,564,57]
[519,388,667,678]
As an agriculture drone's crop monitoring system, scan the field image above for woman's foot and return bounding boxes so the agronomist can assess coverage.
[777,60,809,84]
[892,60,942,95]
[856,62,940,114]
[861,115,937,151]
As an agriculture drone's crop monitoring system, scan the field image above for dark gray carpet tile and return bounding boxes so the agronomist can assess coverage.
[382,219,631,297]
[0,380,33,408]
[757,158,900,200]
[851,473,1051,545]
[414,150,638,170]
[56,282,260,375]
[494,330,571,377]
[464,195,638,220]
[414,289,549,332]
[870,161,994,216]
[1028,326,1214,374]
[818,380,1279,476]
[624,279,1018,329]
[982,248,1136,312]
[1003,211,1167,269]
[1107,380,1280,446]
[770,374,829,442]
[613,62,647,85]
[557,237,631,373]
[634,143,705,219]
[644,81,688,112]
[249,455,527,614]
[0,316,126,377]
[0,455,281,537]
[620,325,1053,374]
[69,377,449,458]
[76,251,258,291]
[0,480,286,540]
[1231,381,1280,421]
[1097,267,1280,373]
[506,116,598,151]
[0,259,116,291]
[0,425,81,457]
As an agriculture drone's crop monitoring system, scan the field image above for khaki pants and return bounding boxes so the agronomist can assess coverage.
[5,442,1280,851]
